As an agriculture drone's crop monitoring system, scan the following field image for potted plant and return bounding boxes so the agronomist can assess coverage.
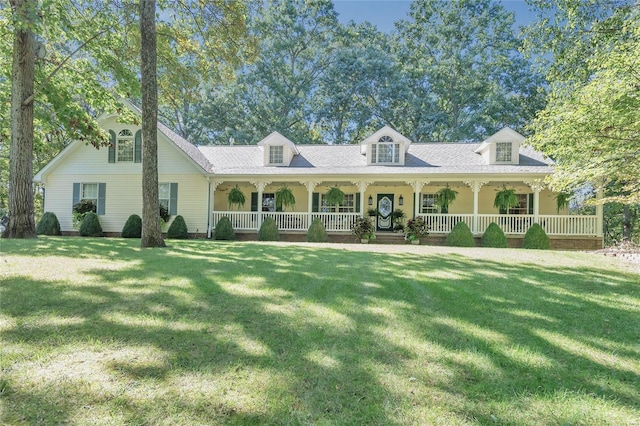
[494,184,519,214]
[435,184,458,214]
[227,185,246,210]
[555,191,572,213]
[405,216,429,244]
[392,209,406,232]
[324,186,345,210]
[352,216,376,243]
[367,207,378,217]
[275,185,296,212]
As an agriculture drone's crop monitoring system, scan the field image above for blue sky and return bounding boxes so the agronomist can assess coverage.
[331,0,537,33]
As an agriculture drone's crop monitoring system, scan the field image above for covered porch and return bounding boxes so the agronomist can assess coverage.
[208,178,602,239]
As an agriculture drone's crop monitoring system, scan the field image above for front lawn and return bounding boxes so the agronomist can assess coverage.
[1,238,638,425]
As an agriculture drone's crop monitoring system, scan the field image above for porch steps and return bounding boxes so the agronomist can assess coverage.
[372,232,407,244]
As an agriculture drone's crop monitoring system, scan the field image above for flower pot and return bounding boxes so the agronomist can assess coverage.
[360,238,369,244]
[410,239,420,245]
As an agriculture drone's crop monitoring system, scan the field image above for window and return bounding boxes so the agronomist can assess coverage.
[421,193,439,214]
[73,182,105,215]
[269,145,284,164]
[496,142,512,163]
[321,193,355,213]
[81,183,98,208]
[158,183,178,215]
[117,129,134,162]
[371,136,400,164]
[509,194,529,214]
[262,193,275,211]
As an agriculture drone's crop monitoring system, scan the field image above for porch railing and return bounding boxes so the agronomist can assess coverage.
[212,211,599,236]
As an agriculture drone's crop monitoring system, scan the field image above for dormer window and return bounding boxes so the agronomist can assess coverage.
[496,142,512,163]
[269,145,284,164]
[372,136,401,164]
[117,129,134,162]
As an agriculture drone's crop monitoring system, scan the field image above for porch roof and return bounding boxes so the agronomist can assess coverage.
[198,143,553,176]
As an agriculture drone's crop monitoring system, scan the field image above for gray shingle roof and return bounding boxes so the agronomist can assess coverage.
[197,143,553,176]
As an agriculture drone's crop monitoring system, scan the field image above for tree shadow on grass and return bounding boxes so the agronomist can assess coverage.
[1,239,639,424]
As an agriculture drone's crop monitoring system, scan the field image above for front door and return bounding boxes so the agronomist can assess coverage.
[377,193,394,231]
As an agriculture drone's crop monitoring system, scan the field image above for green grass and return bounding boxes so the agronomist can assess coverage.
[1,237,639,425]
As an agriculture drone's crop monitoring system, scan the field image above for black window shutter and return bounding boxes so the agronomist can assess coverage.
[250,192,258,212]
[355,193,360,213]
[169,183,178,215]
[528,193,534,215]
[312,192,319,212]
[97,183,106,215]
[72,183,80,210]
[134,130,142,163]
[108,130,116,163]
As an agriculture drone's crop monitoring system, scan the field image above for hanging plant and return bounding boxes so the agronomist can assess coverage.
[275,185,296,212]
[324,186,345,208]
[494,184,519,214]
[227,185,246,210]
[555,191,572,213]
[435,184,458,214]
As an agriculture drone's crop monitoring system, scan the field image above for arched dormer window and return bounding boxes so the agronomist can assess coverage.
[372,135,400,164]
[117,129,134,162]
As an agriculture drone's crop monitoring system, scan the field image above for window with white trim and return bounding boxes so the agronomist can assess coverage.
[117,129,134,162]
[262,193,275,211]
[371,136,400,164]
[159,183,171,211]
[421,193,439,214]
[509,194,529,214]
[269,145,284,164]
[321,193,355,213]
[496,142,512,163]
[81,183,98,208]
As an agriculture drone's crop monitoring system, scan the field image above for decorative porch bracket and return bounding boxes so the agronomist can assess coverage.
[524,179,545,225]
[463,180,488,233]
[406,180,430,218]
[351,180,373,216]
[250,180,272,228]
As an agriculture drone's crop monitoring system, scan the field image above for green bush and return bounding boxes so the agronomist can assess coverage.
[481,222,507,248]
[523,223,550,250]
[121,214,142,238]
[258,217,280,241]
[167,215,189,239]
[445,221,475,247]
[36,212,62,236]
[214,216,235,240]
[79,212,103,237]
[307,218,328,243]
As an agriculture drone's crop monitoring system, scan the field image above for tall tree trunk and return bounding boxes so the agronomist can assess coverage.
[140,0,165,248]
[4,0,37,239]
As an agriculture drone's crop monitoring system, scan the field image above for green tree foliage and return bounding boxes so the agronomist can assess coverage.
[214,216,235,240]
[121,214,142,238]
[167,215,188,239]
[79,212,102,237]
[35,211,61,236]
[523,223,550,250]
[306,217,328,243]
[445,221,475,247]
[397,0,545,141]
[481,222,507,248]
[258,217,280,241]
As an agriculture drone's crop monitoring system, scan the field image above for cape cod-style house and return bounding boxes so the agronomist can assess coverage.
[34,102,604,249]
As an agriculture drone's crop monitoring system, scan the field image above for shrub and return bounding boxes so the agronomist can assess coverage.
[523,223,550,249]
[79,212,103,237]
[258,217,280,241]
[445,221,475,247]
[121,214,142,238]
[167,215,189,239]
[36,212,62,236]
[72,199,96,228]
[481,222,507,248]
[307,218,328,243]
[214,216,235,240]
[351,217,375,241]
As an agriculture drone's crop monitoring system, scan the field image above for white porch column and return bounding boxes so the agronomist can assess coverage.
[525,180,544,224]
[464,180,488,233]
[351,180,373,217]
[250,180,271,230]
[301,180,321,226]
[406,180,429,218]
[596,187,604,237]
[208,179,222,238]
